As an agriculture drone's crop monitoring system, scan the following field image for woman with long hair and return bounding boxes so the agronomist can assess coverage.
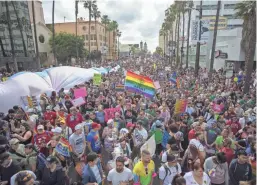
[11,122,33,145]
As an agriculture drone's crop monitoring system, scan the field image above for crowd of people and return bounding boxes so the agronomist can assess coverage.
[0,58,256,185]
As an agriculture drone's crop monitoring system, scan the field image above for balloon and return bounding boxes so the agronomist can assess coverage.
[234,77,238,82]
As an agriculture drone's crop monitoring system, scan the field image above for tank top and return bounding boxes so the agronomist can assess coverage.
[20,131,33,145]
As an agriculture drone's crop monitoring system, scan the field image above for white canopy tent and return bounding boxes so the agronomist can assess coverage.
[0,66,116,113]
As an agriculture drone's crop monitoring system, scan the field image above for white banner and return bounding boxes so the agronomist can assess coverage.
[191,20,210,43]
[140,135,156,157]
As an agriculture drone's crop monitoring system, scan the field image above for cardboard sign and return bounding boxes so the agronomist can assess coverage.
[71,97,86,107]
[104,107,121,122]
[93,73,102,85]
[74,88,87,99]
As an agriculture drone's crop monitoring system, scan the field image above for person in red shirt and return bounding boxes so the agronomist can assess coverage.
[219,138,234,166]
[226,116,241,135]
[188,123,202,141]
[66,106,83,132]
[43,106,57,126]
[32,124,52,156]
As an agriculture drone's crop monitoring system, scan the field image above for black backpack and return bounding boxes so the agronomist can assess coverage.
[160,163,178,181]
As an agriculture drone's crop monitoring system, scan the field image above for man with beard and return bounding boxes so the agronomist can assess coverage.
[133,150,155,185]
[107,156,133,185]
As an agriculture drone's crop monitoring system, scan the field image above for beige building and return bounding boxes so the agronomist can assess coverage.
[48,18,117,60]
[28,0,45,24]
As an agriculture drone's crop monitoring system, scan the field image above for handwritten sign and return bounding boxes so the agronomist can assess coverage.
[93,73,102,85]
[74,88,87,99]
[71,97,86,107]
[174,99,187,115]
[104,107,121,122]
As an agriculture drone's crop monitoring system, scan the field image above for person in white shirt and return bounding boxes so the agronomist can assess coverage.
[184,162,211,185]
[107,156,134,185]
[132,121,148,147]
[159,154,182,185]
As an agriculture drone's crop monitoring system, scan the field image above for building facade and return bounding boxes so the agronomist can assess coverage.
[0,1,36,70]
[48,18,117,60]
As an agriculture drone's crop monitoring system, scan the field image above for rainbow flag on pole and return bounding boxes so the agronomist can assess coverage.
[125,71,155,98]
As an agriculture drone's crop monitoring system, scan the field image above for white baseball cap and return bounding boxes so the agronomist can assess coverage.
[51,127,62,134]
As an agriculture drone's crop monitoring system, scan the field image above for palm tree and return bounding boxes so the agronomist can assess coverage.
[84,0,96,53]
[235,1,256,93]
[32,0,41,69]
[101,15,110,46]
[11,2,27,57]
[180,1,187,68]
[92,6,101,51]
[75,0,79,59]
[117,30,121,58]
[52,0,56,65]
[107,21,115,59]
[112,20,118,58]
[209,0,221,79]
[160,27,166,57]
[175,2,182,67]
[186,1,193,68]
[5,1,18,71]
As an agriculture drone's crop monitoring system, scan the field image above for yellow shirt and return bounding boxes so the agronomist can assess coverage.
[133,160,155,185]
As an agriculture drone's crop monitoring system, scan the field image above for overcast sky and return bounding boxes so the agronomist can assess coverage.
[42,0,173,52]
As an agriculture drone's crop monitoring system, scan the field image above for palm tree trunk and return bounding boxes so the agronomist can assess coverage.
[32,0,41,69]
[88,7,91,53]
[175,18,178,63]
[171,23,173,66]
[109,31,111,59]
[180,8,185,68]
[209,0,221,79]
[243,6,256,93]
[52,0,57,65]
[0,37,6,57]
[163,34,166,57]
[95,19,98,51]
[75,1,78,60]
[5,1,18,72]
[176,13,180,67]
[195,0,202,77]
[11,1,27,57]
[186,8,192,68]
[104,24,107,45]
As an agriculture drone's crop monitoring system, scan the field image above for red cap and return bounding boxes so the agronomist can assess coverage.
[126,122,135,128]
[91,122,101,129]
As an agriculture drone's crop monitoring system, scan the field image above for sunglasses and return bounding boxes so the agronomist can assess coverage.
[145,167,148,175]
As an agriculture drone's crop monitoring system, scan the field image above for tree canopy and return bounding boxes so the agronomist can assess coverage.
[49,32,87,63]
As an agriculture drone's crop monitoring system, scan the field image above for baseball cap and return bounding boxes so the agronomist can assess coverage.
[237,149,247,156]
[46,156,58,163]
[75,124,82,131]
[37,125,44,130]
[51,127,62,134]
[107,119,114,125]
[155,120,162,127]
[91,122,101,129]
[9,138,19,145]
[126,122,135,128]
[167,154,177,162]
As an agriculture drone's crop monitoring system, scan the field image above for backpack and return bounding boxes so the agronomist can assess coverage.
[154,128,163,144]
[159,163,178,181]
[186,143,202,170]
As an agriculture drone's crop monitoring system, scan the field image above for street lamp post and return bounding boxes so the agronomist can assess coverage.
[195,0,202,77]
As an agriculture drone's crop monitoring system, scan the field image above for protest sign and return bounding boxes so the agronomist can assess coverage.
[115,84,125,92]
[154,81,161,89]
[174,99,187,115]
[71,97,86,107]
[140,135,156,157]
[74,88,87,99]
[93,73,102,85]
[104,107,121,122]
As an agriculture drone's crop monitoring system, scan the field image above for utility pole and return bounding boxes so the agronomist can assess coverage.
[32,0,41,70]
[64,16,66,23]
[209,0,221,80]
[52,0,57,66]
[194,0,202,77]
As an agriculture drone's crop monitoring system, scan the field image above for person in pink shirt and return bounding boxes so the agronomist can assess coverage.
[66,106,83,132]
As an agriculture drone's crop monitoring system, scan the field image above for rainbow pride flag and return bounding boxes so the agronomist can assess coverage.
[125,71,155,98]
[55,137,72,157]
